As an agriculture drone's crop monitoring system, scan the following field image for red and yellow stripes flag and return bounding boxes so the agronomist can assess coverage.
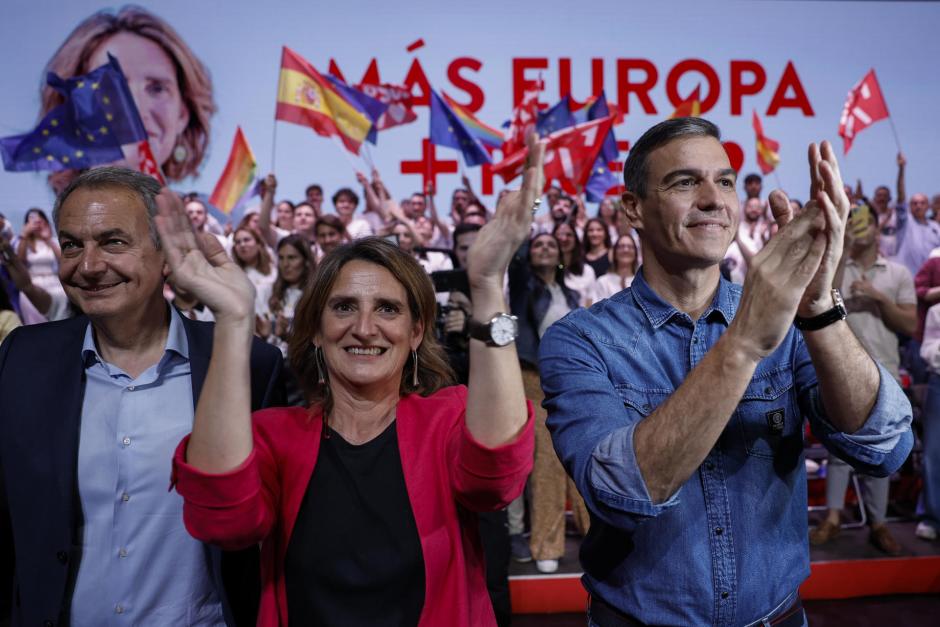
[275,46,372,154]
[209,126,256,214]
[669,85,702,119]
[752,110,780,175]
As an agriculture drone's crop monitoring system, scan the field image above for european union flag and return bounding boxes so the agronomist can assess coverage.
[0,54,146,172]
[428,90,490,167]
[587,92,618,162]
[536,96,575,136]
[585,158,620,202]
[325,75,388,145]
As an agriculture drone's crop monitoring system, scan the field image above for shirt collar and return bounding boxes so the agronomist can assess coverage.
[81,305,190,369]
[630,267,736,329]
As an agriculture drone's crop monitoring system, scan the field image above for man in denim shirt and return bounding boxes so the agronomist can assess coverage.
[539,118,913,627]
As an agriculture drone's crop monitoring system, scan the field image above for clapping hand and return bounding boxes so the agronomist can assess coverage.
[154,188,255,325]
[466,133,546,290]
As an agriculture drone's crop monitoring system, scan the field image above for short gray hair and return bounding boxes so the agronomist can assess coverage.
[622,117,722,199]
[52,166,162,248]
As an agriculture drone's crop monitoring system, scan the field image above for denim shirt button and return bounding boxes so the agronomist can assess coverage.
[705,461,715,470]
[714,527,723,535]
[721,591,730,599]
[764,386,772,395]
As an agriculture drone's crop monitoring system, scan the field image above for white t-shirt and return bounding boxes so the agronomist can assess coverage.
[594,273,635,301]
[565,264,597,307]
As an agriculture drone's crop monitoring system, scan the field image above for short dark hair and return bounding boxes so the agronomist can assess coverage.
[53,166,162,247]
[452,222,482,249]
[332,187,359,207]
[622,117,721,199]
[744,173,762,186]
[305,184,323,196]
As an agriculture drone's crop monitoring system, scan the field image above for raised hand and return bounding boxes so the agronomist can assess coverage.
[797,141,851,316]
[730,199,828,359]
[466,132,546,290]
[154,188,255,324]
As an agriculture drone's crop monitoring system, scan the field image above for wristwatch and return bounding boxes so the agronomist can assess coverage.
[793,289,847,331]
[468,313,519,347]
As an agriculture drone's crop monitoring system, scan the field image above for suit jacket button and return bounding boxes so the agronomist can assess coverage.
[56,550,68,564]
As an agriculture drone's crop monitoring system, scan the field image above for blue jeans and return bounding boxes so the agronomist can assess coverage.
[922,373,940,528]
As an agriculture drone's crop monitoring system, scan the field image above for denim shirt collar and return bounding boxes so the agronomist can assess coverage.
[81,305,190,372]
[629,266,737,329]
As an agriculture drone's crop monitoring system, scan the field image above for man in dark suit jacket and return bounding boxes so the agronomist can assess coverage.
[0,167,284,627]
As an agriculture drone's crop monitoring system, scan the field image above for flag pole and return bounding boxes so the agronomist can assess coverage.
[330,135,363,173]
[772,171,783,192]
[270,121,278,174]
[887,116,903,154]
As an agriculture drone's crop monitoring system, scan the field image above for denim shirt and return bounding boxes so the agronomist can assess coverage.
[539,269,913,627]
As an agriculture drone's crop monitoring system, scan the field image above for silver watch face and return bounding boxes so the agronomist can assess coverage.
[490,314,518,346]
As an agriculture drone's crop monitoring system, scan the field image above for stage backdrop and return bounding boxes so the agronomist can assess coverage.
[2,0,939,226]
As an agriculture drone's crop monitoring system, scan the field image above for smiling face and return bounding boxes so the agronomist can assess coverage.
[614,235,638,272]
[623,135,738,270]
[57,186,166,320]
[88,32,189,169]
[334,193,357,218]
[529,234,560,270]
[276,202,294,230]
[316,260,422,393]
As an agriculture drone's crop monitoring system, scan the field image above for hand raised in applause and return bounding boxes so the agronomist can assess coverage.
[466,133,546,290]
[154,188,255,326]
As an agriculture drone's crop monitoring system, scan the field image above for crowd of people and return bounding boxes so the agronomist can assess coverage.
[0,118,931,627]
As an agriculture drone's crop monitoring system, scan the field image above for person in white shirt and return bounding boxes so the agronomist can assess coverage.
[333,187,374,240]
[553,221,596,307]
[595,234,640,301]
[231,226,276,310]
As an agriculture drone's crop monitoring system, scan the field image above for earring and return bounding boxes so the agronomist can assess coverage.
[315,345,326,384]
[557,263,565,271]
[172,142,187,163]
[411,350,419,387]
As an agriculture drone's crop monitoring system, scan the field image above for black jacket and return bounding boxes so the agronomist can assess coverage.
[0,313,285,627]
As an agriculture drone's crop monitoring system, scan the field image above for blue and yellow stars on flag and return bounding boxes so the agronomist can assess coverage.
[0,53,147,173]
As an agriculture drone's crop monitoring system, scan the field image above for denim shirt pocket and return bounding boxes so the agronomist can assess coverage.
[734,367,797,459]
[616,384,671,419]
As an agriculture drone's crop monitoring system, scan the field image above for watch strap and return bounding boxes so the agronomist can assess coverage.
[793,289,847,331]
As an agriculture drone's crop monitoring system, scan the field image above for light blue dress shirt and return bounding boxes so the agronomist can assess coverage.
[540,269,913,627]
[71,307,224,626]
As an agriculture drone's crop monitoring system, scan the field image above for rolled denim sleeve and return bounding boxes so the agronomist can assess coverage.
[540,315,678,532]
[798,339,914,477]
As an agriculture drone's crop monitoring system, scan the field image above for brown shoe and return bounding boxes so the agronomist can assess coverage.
[809,520,841,545]
[869,524,903,556]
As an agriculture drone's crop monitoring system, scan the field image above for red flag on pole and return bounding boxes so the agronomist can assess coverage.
[838,69,890,154]
[502,87,540,157]
[669,85,702,119]
[752,111,780,175]
[492,116,613,188]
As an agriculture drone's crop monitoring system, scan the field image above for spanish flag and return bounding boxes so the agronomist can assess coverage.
[752,110,780,175]
[669,85,702,119]
[275,46,373,154]
[209,126,256,214]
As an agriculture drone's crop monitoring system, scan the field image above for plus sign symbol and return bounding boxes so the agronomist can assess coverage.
[401,139,458,191]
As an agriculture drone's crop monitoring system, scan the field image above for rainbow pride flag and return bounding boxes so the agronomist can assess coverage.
[441,93,503,149]
[209,126,256,214]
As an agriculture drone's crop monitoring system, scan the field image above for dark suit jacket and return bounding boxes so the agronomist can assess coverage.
[0,313,285,627]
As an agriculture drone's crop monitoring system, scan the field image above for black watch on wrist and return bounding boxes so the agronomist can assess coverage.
[793,289,847,331]
[467,313,519,347]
